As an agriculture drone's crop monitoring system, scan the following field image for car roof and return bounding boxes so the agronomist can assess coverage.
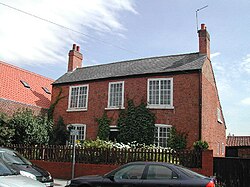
[125,161,177,167]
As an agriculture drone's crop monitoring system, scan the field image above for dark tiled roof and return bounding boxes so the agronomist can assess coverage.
[53,52,206,84]
[227,136,250,147]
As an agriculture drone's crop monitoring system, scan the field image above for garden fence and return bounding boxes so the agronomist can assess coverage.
[4,144,202,168]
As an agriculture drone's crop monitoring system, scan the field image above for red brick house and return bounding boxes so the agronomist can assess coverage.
[52,24,226,156]
[226,136,250,158]
[0,61,53,115]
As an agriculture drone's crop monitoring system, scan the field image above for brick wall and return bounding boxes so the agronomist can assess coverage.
[31,160,118,180]
[0,98,47,116]
[52,62,226,155]
[238,147,250,158]
[201,60,226,157]
[52,72,201,148]
[192,150,213,176]
[31,150,214,180]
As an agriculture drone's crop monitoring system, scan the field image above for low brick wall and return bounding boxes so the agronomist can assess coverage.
[32,150,213,180]
[191,150,213,176]
[31,160,119,180]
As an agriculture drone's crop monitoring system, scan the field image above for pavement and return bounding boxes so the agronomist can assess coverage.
[54,179,68,186]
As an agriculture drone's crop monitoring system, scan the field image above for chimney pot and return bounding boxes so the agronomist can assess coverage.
[76,46,80,52]
[201,23,206,30]
[72,44,76,50]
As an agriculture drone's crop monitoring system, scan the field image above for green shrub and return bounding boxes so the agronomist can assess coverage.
[49,116,69,145]
[193,140,209,150]
[79,138,113,148]
[10,108,52,144]
[96,112,111,140]
[0,112,14,145]
[117,100,155,145]
[167,127,187,150]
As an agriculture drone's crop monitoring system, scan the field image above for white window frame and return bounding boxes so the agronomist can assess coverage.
[67,124,86,145]
[110,126,119,132]
[217,142,221,155]
[221,143,225,156]
[217,108,223,124]
[67,84,89,111]
[147,78,174,109]
[154,124,172,147]
[106,81,125,109]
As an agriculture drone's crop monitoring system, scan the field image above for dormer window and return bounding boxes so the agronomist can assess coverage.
[20,80,30,88]
[42,87,51,94]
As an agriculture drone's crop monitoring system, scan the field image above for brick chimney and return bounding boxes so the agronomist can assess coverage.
[198,23,210,59]
[67,44,83,72]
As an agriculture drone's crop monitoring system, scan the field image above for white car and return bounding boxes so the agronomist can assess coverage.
[0,160,44,187]
[0,147,53,186]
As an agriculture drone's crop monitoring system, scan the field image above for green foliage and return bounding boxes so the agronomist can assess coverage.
[167,127,188,150]
[79,137,113,148]
[193,140,209,150]
[0,112,14,145]
[10,108,52,144]
[96,112,111,140]
[117,100,155,145]
[48,87,65,120]
[49,116,69,145]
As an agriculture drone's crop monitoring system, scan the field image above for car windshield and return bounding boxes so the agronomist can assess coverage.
[175,165,207,179]
[0,150,32,165]
[0,161,16,176]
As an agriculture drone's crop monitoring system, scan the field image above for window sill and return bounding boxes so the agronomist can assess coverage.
[105,107,125,110]
[67,108,87,112]
[147,105,174,109]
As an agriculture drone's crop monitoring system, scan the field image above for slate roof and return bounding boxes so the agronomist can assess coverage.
[53,52,207,85]
[227,136,250,147]
[0,61,54,109]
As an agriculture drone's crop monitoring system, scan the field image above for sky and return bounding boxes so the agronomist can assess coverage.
[0,0,249,136]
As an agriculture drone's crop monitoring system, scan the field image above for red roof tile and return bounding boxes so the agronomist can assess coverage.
[227,136,250,147]
[0,61,54,109]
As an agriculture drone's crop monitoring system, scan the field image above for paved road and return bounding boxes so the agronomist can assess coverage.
[54,179,68,186]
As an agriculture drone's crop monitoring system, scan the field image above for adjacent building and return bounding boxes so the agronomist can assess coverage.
[0,61,53,115]
[226,135,250,158]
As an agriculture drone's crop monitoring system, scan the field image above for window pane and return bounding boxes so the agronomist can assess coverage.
[78,87,87,108]
[154,126,171,147]
[69,125,85,145]
[70,87,78,108]
[109,82,123,107]
[69,86,88,109]
[114,165,145,180]
[149,79,172,106]
[147,165,174,180]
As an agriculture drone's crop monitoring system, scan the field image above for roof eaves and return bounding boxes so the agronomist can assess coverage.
[52,68,202,86]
